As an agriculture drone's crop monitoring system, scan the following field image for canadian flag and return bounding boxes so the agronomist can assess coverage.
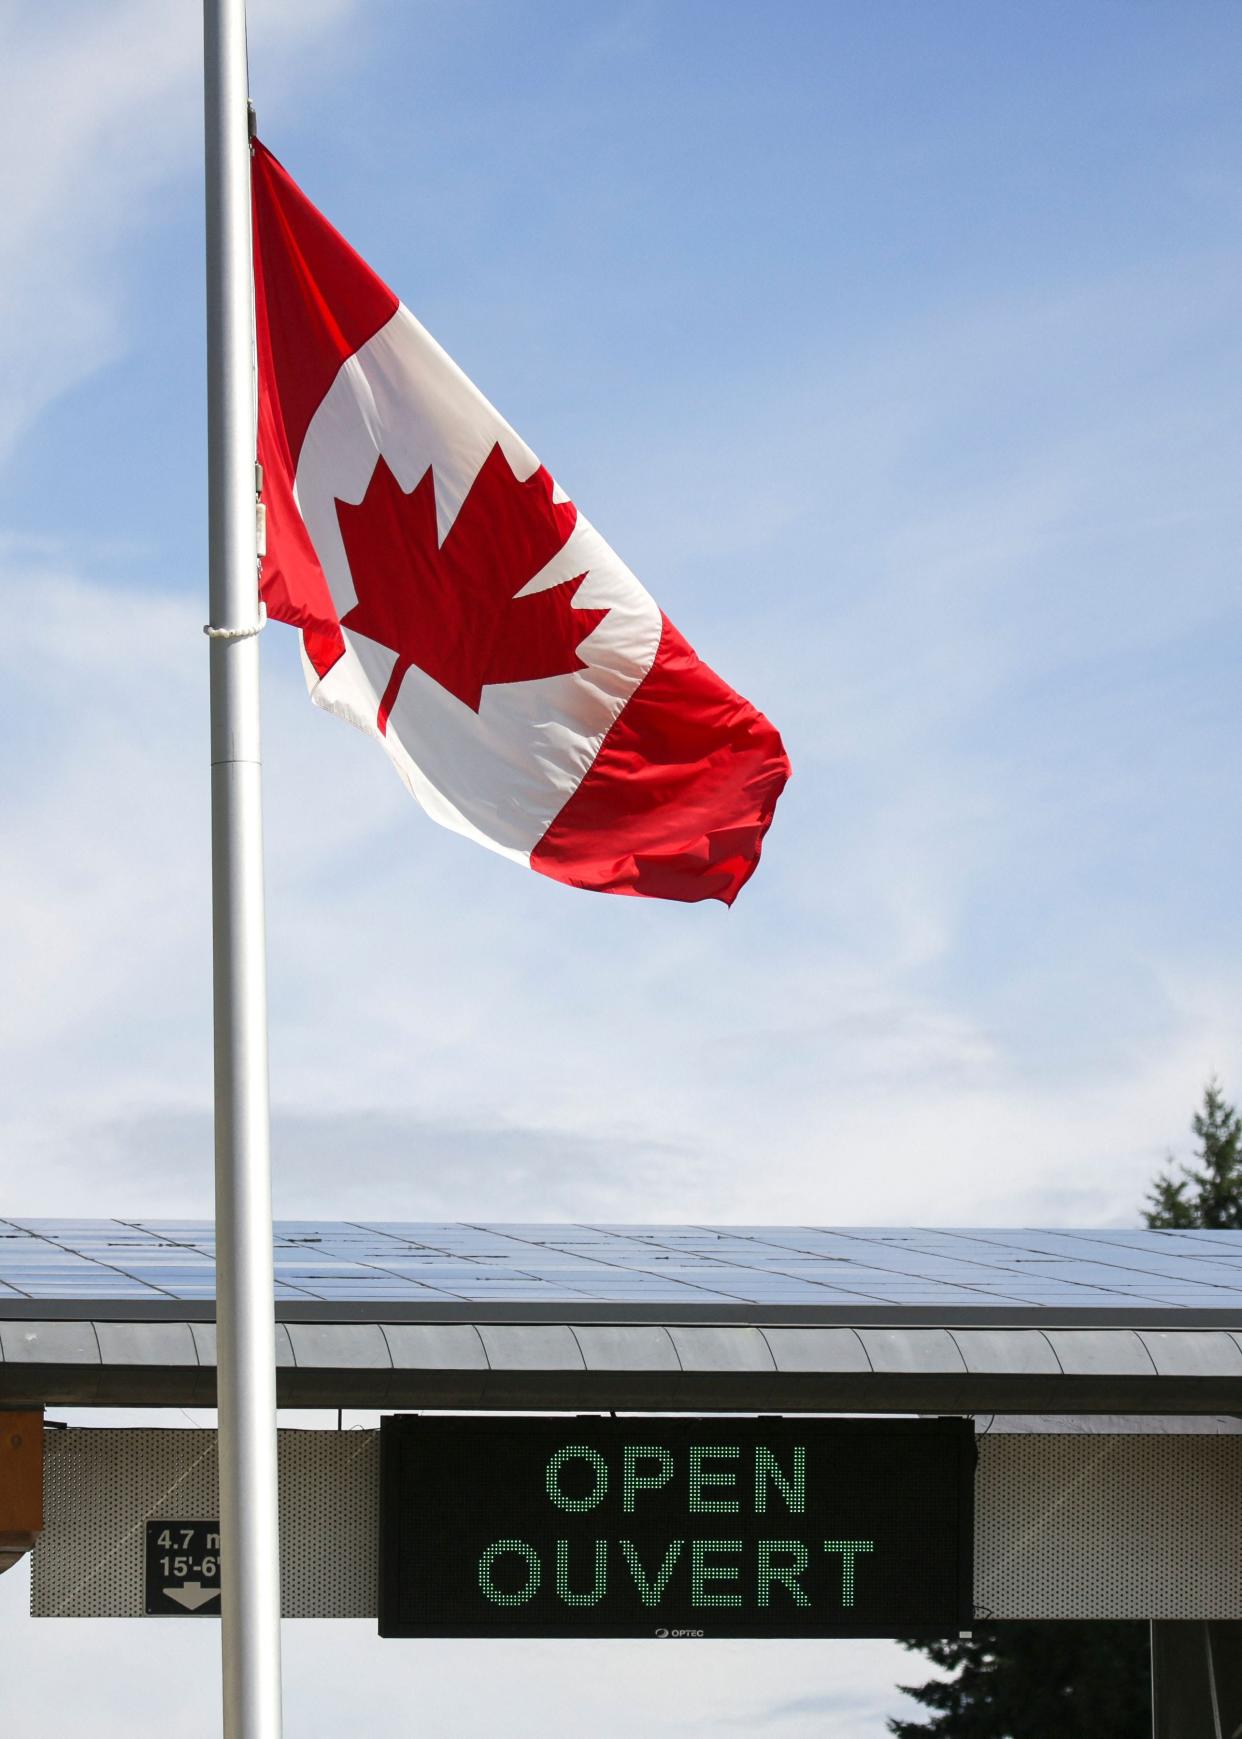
[251,142,789,904]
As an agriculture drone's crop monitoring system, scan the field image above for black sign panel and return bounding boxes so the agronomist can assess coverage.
[379,1416,974,1639]
[145,1520,222,1616]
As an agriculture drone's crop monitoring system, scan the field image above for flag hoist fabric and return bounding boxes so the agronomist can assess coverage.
[251,141,789,904]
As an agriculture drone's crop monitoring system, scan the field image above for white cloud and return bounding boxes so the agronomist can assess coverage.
[2,517,1238,1230]
[0,0,361,457]
[0,1542,926,1738]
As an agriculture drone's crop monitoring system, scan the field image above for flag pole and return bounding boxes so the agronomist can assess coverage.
[203,3,283,1736]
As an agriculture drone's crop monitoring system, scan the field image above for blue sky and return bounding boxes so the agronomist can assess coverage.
[1,2,1241,1732]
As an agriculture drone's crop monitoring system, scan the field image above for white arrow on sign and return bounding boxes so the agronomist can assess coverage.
[164,1583,220,1612]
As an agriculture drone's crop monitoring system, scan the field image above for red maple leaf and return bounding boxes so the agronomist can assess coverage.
[336,443,607,727]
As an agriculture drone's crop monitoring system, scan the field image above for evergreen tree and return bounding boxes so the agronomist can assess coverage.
[890,1078,1241,1736]
[888,1625,1150,1738]
[1145,1078,1242,1229]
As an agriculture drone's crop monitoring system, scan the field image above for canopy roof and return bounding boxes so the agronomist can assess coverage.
[4,1220,1240,1413]
[3,1219,1242,1322]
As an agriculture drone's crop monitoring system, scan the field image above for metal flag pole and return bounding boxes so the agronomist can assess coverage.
[203,2,283,1735]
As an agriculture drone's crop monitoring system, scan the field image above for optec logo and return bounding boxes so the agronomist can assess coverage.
[654,1627,705,1639]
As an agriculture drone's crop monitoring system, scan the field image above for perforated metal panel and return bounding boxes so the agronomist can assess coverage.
[32,1428,377,1617]
[975,1433,1242,1620]
[32,1426,1242,1620]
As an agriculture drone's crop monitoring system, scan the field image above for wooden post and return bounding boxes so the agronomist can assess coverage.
[0,1408,43,1573]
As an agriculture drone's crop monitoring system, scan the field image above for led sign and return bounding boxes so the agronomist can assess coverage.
[379,1415,974,1638]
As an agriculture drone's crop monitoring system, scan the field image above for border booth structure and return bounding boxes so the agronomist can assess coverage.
[2,1220,1242,1729]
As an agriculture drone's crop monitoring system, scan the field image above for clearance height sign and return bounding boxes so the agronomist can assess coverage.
[378,1416,975,1639]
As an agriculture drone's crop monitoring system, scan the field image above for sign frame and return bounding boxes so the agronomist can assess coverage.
[378,1414,975,1640]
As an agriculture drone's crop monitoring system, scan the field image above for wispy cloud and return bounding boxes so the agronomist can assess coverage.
[2,515,1236,1233]
[712,1688,889,1727]
[0,0,361,457]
